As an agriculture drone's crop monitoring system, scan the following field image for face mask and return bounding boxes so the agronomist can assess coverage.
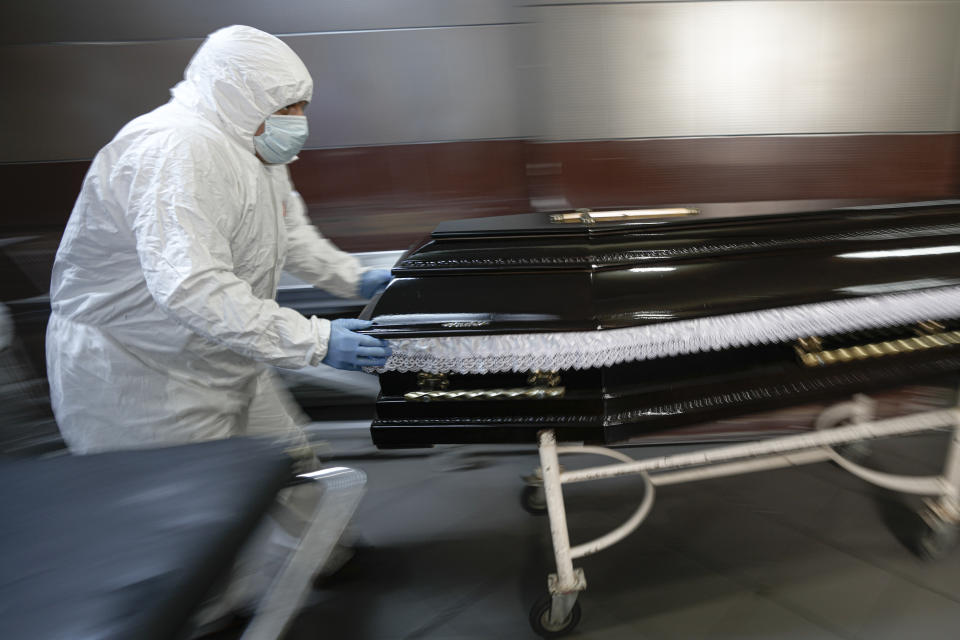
[254,114,309,164]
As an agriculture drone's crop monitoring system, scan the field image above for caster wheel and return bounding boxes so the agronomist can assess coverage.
[914,515,959,561]
[521,485,548,515]
[529,594,582,638]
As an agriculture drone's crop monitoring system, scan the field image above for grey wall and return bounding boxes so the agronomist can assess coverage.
[292,24,532,148]
[3,0,960,162]
[0,1,530,162]
[533,0,960,140]
[1,1,521,45]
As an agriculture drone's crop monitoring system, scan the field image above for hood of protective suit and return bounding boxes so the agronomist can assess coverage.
[171,25,313,153]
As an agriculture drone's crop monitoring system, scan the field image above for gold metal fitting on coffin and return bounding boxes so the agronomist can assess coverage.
[794,323,960,367]
[416,372,449,391]
[915,320,946,335]
[405,370,566,402]
[527,370,561,387]
[403,387,566,402]
[796,336,823,352]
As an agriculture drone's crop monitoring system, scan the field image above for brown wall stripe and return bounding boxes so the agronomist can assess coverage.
[3,133,958,253]
[527,134,960,211]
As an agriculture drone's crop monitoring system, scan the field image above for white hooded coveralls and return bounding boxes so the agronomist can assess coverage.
[47,26,362,454]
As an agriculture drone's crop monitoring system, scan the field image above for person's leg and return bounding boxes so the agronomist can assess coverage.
[244,371,357,576]
[191,371,322,634]
[244,369,318,472]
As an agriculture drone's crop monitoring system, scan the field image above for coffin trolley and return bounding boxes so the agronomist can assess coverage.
[360,201,960,636]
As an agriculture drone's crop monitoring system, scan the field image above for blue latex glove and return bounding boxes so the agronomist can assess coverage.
[322,318,391,371]
[359,269,393,299]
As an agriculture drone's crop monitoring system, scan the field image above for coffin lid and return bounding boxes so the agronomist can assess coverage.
[365,200,960,337]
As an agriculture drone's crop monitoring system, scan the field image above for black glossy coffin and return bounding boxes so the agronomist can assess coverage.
[362,201,960,447]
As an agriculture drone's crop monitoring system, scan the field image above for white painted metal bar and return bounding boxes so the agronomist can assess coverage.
[809,397,950,496]
[942,423,960,500]
[527,395,960,640]
[933,410,960,521]
[560,409,958,485]
[538,430,578,592]
[943,390,960,505]
[553,423,951,559]
[555,444,946,494]
[529,396,960,638]
[650,449,831,486]
[569,472,654,559]
[556,445,634,464]
[553,443,657,559]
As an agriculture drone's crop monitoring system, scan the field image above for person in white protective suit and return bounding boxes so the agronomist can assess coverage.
[47,24,392,453]
[45,25,392,622]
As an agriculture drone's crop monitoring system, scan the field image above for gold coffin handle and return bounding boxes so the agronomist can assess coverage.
[404,386,566,402]
[404,370,565,402]
[550,207,699,224]
[795,328,960,367]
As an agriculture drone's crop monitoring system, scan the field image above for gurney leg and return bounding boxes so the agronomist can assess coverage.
[522,465,570,516]
[531,430,586,637]
[915,413,960,559]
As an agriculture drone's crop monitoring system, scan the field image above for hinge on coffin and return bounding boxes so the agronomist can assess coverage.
[416,372,449,391]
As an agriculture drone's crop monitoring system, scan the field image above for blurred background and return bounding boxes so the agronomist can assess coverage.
[2,0,960,446]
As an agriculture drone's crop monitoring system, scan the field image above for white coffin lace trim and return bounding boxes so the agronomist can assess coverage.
[372,285,960,374]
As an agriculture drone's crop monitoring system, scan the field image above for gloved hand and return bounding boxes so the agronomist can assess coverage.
[358,269,393,299]
[322,318,391,371]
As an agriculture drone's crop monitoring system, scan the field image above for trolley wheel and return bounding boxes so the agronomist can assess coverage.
[521,484,548,515]
[914,513,960,561]
[529,594,582,638]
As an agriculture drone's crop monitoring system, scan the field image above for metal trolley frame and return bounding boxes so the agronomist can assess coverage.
[525,395,960,637]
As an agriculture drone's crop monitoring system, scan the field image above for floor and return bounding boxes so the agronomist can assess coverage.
[270,424,960,640]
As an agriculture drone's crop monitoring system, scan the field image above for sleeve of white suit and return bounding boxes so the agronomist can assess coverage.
[274,167,364,298]
[127,141,331,369]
